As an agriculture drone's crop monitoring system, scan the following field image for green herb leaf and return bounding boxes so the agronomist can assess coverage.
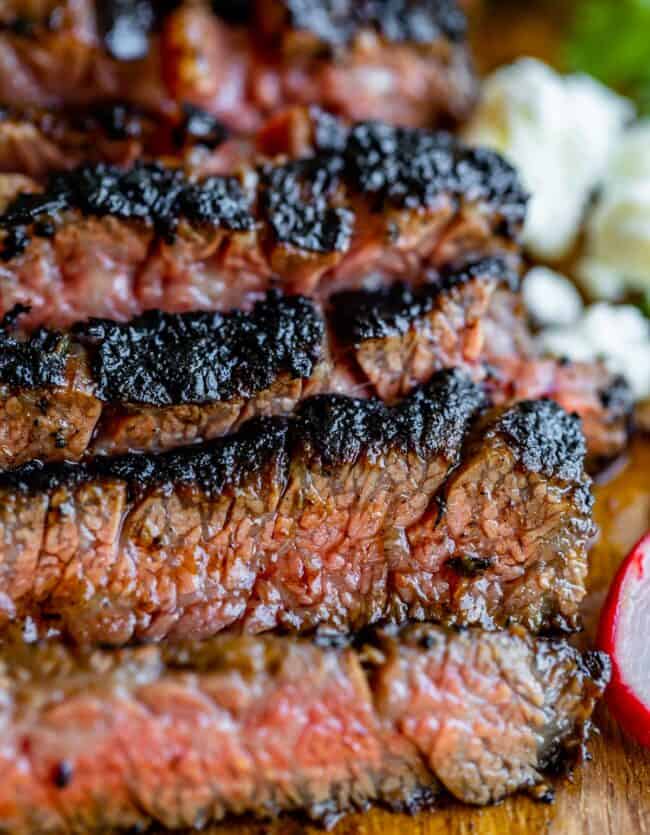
[566,0,650,113]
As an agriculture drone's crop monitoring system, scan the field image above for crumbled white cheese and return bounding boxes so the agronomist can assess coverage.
[522,266,584,327]
[540,303,650,400]
[464,58,633,260]
[579,121,650,299]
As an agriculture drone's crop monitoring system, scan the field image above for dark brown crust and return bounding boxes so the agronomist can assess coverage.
[0,124,526,260]
[0,374,595,644]
[0,624,609,833]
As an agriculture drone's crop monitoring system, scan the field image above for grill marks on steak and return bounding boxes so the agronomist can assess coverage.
[0,625,609,832]
[0,372,595,643]
[0,124,527,330]
[0,0,476,128]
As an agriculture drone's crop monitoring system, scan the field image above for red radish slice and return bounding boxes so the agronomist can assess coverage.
[598,532,650,747]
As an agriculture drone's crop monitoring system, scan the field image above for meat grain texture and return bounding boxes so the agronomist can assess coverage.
[0,625,609,833]
[0,372,594,644]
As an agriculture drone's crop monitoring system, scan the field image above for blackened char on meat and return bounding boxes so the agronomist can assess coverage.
[0,124,527,330]
[330,260,631,464]
[0,625,609,833]
[0,372,595,644]
[0,1,476,128]
[0,293,330,468]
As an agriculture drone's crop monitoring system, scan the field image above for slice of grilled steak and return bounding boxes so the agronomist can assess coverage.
[0,371,594,644]
[0,625,609,833]
[0,102,245,179]
[0,259,628,470]
[0,292,331,468]
[0,1,476,129]
[480,288,634,467]
[0,122,526,330]
[333,276,633,467]
[0,259,498,468]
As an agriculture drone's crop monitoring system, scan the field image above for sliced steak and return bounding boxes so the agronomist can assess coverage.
[0,1,476,129]
[0,259,628,469]
[0,122,526,331]
[0,293,330,468]
[0,259,498,468]
[0,625,609,833]
[0,371,594,644]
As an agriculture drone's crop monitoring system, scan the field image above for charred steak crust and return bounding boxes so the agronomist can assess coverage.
[0,305,68,388]
[495,399,587,483]
[0,125,527,259]
[0,292,324,403]
[260,155,354,253]
[0,369,482,496]
[295,369,484,465]
[76,292,324,405]
[332,256,519,342]
[0,161,254,258]
[0,626,609,833]
[344,122,527,225]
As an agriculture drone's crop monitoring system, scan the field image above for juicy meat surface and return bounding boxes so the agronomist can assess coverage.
[0,1,476,129]
[0,625,609,833]
[0,122,526,330]
[0,371,594,644]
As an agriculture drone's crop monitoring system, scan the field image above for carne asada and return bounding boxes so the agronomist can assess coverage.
[0,258,628,470]
[0,625,609,832]
[0,122,526,330]
[0,371,594,644]
[0,1,476,129]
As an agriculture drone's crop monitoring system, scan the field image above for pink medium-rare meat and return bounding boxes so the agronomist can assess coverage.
[0,625,609,833]
[0,122,527,330]
[0,371,594,644]
[0,1,476,129]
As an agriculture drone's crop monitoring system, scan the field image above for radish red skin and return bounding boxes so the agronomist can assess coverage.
[597,532,650,747]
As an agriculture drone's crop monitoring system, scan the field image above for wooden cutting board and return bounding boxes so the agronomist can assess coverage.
[159,439,650,835]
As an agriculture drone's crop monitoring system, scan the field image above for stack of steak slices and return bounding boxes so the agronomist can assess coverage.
[0,3,619,832]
